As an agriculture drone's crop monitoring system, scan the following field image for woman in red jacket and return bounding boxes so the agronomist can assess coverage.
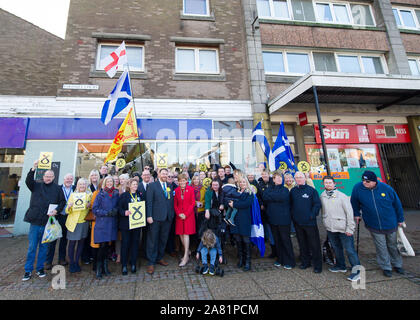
[174,173,196,267]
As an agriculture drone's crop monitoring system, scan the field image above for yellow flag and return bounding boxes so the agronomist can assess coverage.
[104,107,138,163]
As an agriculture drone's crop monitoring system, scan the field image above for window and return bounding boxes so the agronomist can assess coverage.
[393,7,420,29]
[257,0,291,19]
[183,0,209,16]
[313,52,337,71]
[257,0,375,26]
[262,50,310,74]
[176,48,219,73]
[408,58,420,76]
[337,54,385,74]
[338,55,361,73]
[263,51,285,72]
[287,52,310,73]
[315,2,351,24]
[96,43,144,72]
[361,56,384,74]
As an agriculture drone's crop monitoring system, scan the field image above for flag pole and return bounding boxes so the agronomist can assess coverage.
[124,64,145,172]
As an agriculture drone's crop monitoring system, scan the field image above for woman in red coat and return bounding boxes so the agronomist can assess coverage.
[174,173,196,267]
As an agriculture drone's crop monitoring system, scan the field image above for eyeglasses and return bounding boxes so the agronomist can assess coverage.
[168,176,174,178]
[362,179,371,183]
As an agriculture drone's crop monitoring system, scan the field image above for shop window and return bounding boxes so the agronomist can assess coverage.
[96,43,144,72]
[175,47,219,74]
[183,0,210,16]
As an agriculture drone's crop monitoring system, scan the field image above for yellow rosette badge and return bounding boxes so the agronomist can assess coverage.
[167,187,171,200]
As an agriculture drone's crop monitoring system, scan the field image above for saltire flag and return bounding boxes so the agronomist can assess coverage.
[272,121,298,171]
[104,107,138,163]
[101,70,132,125]
[100,41,128,78]
[252,121,276,172]
[250,193,265,257]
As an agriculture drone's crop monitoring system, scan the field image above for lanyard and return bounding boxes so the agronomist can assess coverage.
[62,185,72,202]
[130,193,139,203]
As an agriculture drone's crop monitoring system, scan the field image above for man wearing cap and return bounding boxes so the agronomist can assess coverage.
[350,170,405,277]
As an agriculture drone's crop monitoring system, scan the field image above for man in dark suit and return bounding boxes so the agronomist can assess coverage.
[137,169,151,260]
[145,168,175,274]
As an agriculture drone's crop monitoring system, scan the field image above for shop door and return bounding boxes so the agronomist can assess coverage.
[379,143,420,209]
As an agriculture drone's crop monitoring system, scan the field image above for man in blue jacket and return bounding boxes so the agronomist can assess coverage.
[351,170,405,277]
[290,171,322,273]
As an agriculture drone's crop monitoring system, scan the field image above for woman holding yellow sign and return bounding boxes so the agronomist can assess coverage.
[118,178,145,275]
[65,178,92,273]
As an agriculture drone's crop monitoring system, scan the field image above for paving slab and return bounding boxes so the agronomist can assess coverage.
[250,269,314,294]
[269,290,329,300]
[205,273,265,299]
[134,279,188,300]
[318,285,390,300]
[368,278,420,300]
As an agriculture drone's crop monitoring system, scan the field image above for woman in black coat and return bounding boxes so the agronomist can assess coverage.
[118,178,146,275]
[228,176,254,272]
[262,172,295,269]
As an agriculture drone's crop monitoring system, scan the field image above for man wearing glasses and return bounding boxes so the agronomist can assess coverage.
[350,170,405,278]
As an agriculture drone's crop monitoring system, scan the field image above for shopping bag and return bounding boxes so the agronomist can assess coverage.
[41,216,63,244]
[397,224,415,257]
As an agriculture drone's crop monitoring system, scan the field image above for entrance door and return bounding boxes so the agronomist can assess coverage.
[379,143,420,209]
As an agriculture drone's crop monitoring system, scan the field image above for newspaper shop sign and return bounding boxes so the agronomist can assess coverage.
[315,125,369,144]
[367,125,412,143]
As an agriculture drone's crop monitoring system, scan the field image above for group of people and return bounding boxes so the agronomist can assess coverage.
[22,159,406,283]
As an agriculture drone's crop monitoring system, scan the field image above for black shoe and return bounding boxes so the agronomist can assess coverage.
[122,266,128,276]
[299,263,311,270]
[22,272,32,281]
[36,269,46,278]
[96,262,102,279]
[313,268,322,274]
[131,264,137,274]
[393,267,405,275]
[383,270,392,277]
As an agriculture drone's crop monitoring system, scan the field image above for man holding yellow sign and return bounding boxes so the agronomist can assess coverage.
[118,178,146,275]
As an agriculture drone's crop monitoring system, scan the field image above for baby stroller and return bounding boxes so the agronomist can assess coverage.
[194,251,225,277]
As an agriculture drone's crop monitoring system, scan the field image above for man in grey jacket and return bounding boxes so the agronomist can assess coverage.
[320,176,361,282]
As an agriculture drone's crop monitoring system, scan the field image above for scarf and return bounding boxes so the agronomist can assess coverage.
[104,187,115,198]
[192,184,202,201]
[326,188,336,197]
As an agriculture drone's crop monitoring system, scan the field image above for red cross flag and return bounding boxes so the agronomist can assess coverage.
[100,41,128,78]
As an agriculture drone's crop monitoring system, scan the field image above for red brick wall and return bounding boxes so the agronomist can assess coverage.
[401,33,420,54]
[57,0,250,100]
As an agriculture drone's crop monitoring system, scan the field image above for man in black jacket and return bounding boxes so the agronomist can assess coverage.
[22,160,66,281]
[290,171,322,273]
[145,168,175,274]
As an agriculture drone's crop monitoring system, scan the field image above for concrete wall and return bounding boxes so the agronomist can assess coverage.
[14,141,77,235]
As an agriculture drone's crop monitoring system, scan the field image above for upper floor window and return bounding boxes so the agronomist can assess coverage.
[96,43,144,72]
[393,7,420,29]
[257,0,375,26]
[408,58,420,76]
[183,0,210,16]
[175,47,219,74]
[263,49,387,75]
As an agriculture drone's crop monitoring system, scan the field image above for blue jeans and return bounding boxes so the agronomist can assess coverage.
[200,247,217,266]
[24,224,49,273]
[327,231,360,270]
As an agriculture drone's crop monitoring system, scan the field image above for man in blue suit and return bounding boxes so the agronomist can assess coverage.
[145,168,175,274]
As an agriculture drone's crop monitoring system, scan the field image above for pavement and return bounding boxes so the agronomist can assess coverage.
[0,211,419,301]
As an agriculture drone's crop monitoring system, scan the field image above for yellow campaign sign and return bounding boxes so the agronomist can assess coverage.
[38,152,53,170]
[116,158,126,169]
[298,161,311,173]
[202,178,212,189]
[199,163,208,172]
[72,193,86,211]
[156,153,168,168]
[279,162,288,171]
[129,201,146,230]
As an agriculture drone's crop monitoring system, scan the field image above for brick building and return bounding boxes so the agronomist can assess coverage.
[243,0,420,208]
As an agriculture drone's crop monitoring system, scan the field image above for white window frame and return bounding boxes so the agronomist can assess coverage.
[263,49,388,75]
[392,7,420,30]
[257,0,293,20]
[315,1,353,25]
[349,2,376,27]
[183,0,210,17]
[175,47,220,74]
[335,52,388,74]
[407,56,420,76]
[96,43,145,72]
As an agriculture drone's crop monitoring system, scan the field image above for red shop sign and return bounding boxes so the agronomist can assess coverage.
[367,124,412,143]
[298,112,308,126]
[314,125,370,144]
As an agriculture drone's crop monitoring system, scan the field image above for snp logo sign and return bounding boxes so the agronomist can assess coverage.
[51,265,66,290]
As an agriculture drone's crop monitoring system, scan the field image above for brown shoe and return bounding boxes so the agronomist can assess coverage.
[146,265,154,274]
[157,260,169,266]
[169,252,177,258]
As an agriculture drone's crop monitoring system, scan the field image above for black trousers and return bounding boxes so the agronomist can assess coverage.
[294,223,322,270]
[121,228,142,267]
[271,224,296,267]
[146,219,172,265]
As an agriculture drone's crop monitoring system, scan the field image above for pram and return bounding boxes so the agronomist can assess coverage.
[194,245,225,277]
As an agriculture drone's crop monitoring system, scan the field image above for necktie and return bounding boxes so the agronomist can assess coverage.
[163,182,167,197]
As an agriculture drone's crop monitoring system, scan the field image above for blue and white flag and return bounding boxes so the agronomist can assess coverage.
[252,121,276,171]
[250,194,265,257]
[273,121,297,171]
[101,70,132,125]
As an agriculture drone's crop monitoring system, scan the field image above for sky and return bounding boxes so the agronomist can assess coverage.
[0,0,70,39]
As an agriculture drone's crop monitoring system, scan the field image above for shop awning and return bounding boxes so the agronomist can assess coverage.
[268,73,420,114]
